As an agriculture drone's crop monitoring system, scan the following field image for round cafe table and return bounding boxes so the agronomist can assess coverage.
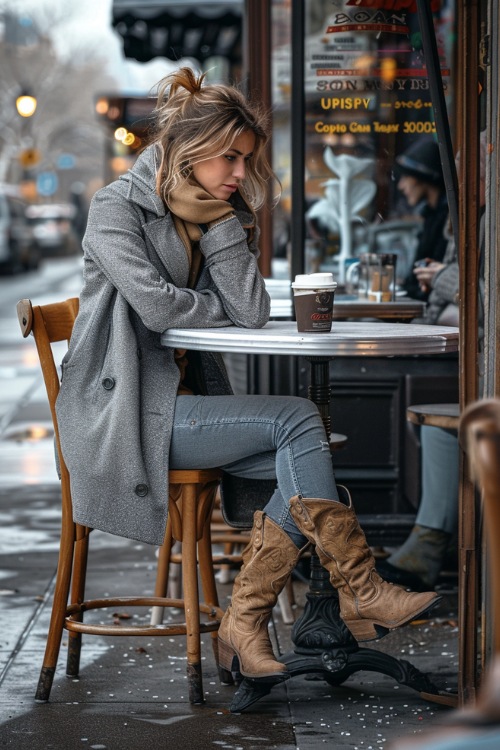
[161,321,459,711]
[161,320,457,356]
[162,321,458,448]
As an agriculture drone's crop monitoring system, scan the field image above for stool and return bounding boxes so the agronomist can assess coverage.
[330,432,349,450]
[407,403,460,430]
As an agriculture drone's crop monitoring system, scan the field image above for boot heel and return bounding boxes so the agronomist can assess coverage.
[343,619,389,642]
[218,637,239,672]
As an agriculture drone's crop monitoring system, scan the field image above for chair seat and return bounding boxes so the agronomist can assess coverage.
[406,403,460,430]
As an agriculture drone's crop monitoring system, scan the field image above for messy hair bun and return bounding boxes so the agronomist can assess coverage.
[155,67,206,112]
[150,66,276,210]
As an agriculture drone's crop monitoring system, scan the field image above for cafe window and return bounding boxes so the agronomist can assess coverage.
[271,0,456,288]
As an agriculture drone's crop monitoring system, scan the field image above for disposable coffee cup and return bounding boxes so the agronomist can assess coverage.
[291,273,337,332]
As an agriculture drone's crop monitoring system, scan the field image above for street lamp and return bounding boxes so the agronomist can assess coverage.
[14,90,39,197]
[16,92,37,118]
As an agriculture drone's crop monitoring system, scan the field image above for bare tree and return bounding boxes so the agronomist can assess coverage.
[0,2,118,199]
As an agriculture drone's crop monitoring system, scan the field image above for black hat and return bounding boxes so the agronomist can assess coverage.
[395,138,444,185]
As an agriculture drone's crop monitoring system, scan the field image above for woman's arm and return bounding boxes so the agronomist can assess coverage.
[431,262,459,304]
[83,186,270,332]
[199,215,270,329]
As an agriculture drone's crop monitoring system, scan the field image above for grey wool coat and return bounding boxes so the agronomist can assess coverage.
[56,145,271,546]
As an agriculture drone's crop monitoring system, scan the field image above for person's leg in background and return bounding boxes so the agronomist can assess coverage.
[378,425,459,590]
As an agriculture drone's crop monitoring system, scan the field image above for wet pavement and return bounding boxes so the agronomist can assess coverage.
[0,258,460,749]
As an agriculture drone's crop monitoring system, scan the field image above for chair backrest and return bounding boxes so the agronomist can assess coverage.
[459,398,500,653]
[17,297,79,415]
[17,297,80,528]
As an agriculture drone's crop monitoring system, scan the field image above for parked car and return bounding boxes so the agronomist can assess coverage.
[0,192,41,273]
[26,203,80,257]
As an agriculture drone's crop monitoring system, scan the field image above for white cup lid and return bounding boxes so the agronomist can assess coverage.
[291,272,337,290]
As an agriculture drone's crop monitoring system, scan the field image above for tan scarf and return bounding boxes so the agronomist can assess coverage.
[167,177,256,263]
[167,178,234,261]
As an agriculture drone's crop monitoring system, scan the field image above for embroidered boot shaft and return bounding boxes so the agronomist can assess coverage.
[218,511,305,679]
[289,488,440,642]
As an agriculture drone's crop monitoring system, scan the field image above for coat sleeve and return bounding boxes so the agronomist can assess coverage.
[83,186,270,333]
[431,262,459,304]
[199,215,270,328]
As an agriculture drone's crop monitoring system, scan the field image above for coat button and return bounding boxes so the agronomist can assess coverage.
[102,377,115,390]
[135,484,149,497]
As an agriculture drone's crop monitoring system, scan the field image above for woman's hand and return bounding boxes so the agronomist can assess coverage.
[413,260,446,293]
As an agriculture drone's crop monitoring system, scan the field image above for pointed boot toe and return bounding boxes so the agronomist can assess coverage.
[343,579,441,642]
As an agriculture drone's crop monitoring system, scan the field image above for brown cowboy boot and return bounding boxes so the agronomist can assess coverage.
[218,511,305,679]
[289,488,441,642]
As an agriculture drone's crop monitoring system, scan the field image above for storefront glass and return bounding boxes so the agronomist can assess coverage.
[271,0,456,288]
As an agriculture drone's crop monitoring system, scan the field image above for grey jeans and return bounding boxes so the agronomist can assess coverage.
[417,425,459,535]
[169,394,339,547]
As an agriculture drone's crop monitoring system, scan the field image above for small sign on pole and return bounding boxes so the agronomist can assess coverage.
[36,171,58,197]
[57,153,76,169]
[19,148,41,168]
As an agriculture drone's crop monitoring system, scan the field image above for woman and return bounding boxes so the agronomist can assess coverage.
[395,138,449,301]
[56,67,439,684]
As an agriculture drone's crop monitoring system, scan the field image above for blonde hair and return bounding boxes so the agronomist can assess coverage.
[150,67,276,210]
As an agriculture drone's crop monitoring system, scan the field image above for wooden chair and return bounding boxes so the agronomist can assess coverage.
[390,398,500,749]
[16,297,227,706]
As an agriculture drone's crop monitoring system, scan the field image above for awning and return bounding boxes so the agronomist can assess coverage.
[111,0,243,63]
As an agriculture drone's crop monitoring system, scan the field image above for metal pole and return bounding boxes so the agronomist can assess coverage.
[290,0,305,294]
[415,0,459,241]
[417,0,482,706]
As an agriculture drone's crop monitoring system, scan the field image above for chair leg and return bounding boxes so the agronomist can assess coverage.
[182,484,204,704]
[167,541,183,601]
[66,533,89,677]
[150,516,173,626]
[36,530,75,702]
[198,517,220,654]
[198,516,234,686]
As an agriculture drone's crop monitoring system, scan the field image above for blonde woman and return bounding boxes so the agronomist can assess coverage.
[56,67,439,687]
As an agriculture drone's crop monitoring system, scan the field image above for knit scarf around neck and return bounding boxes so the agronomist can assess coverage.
[167,178,234,259]
[167,177,256,261]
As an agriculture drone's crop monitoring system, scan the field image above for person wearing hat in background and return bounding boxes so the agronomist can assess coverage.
[378,133,488,592]
[395,138,449,300]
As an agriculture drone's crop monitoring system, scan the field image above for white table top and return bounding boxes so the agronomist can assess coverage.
[161,321,459,358]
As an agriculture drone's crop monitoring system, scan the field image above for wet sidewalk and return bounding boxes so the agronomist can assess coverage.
[0,272,460,749]
[0,453,460,749]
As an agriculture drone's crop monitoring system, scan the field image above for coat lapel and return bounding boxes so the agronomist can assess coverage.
[122,147,190,288]
[143,214,190,288]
